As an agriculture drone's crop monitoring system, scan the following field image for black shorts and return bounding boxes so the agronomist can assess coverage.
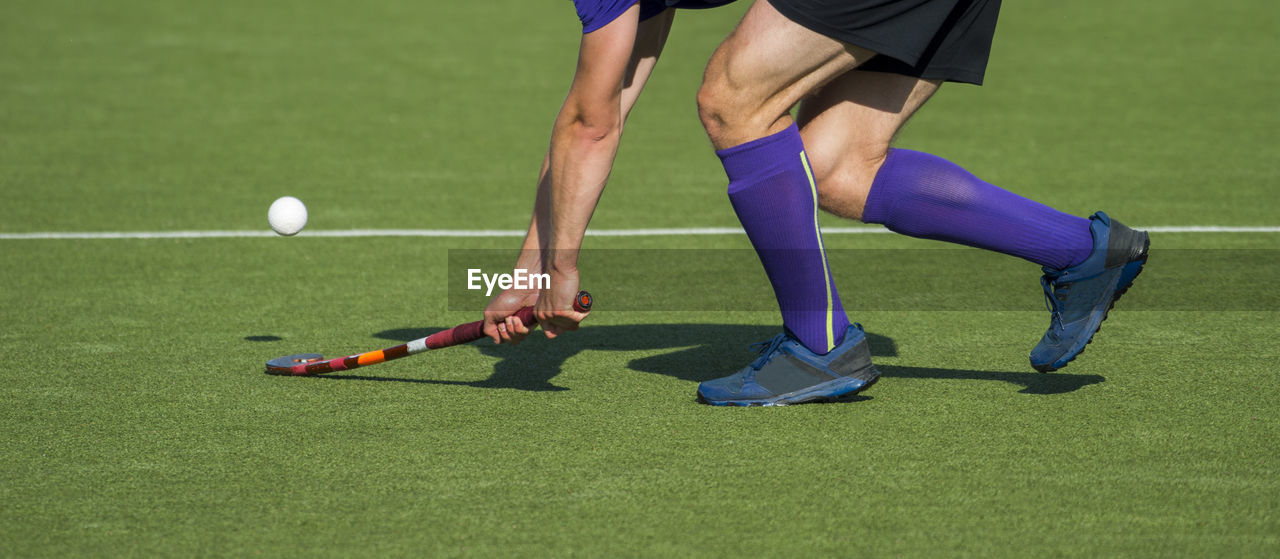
[767,0,1002,85]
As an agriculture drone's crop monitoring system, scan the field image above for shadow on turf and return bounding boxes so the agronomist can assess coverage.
[303,324,1102,396]
[245,335,283,342]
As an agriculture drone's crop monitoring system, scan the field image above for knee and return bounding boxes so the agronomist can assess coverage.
[696,64,767,149]
[696,74,737,147]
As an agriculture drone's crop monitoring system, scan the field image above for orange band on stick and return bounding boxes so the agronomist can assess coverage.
[357,350,386,366]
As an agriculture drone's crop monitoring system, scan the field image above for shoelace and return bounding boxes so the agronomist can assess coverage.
[1041,275,1069,330]
[747,333,788,370]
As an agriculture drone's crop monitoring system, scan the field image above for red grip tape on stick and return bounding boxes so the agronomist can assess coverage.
[425,291,592,349]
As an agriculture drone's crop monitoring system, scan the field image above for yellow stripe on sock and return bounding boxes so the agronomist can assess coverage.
[799,151,835,352]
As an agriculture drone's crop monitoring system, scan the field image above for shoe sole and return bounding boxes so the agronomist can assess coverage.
[1033,234,1150,373]
[697,368,881,407]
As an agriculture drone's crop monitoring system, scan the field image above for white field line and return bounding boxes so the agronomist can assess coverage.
[0,225,1278,240]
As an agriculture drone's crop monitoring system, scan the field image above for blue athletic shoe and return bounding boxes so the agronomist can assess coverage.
[697,324,880,406]
[1030,211,1149,372]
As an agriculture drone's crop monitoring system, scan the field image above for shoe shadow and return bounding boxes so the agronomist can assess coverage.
[873,365,1103,395]
[310,323,1102,395]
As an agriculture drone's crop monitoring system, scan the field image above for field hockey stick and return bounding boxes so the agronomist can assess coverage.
[265,291,593,376]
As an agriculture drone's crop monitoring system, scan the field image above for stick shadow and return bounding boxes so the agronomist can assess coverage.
[310,324,1102,395]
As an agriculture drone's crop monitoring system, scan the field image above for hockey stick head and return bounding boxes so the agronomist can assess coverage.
[265,353,324,375]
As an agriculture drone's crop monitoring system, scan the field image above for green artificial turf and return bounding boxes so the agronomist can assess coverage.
[2,0,1278,557]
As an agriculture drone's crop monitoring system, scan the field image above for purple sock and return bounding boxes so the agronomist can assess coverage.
[863,149,1094,270]
[718,124,851,354]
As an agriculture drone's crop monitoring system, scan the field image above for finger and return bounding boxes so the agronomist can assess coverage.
[509,316,530,336]
[550,318,579,333]
[542,322,561,339]
[502,317,525,346]
[484,320,501,345]
[497,322,516,345]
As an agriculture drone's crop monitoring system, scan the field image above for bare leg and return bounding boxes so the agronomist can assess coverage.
[797,67,1096,272]
[697,0,874,150]
[694,0,885,355]
[694,1,1139,381]
[797,71,939,221]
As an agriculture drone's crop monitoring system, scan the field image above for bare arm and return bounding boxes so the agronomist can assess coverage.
[483,7,675,344]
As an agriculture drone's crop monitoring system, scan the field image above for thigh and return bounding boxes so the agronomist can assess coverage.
[702,0,876,146]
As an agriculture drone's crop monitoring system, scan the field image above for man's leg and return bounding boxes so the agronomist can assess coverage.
[797,70,1095,271]
[797,70,1149,373]
[796,71,939,221]
[694,1,881,406]
[697,0,875,355]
